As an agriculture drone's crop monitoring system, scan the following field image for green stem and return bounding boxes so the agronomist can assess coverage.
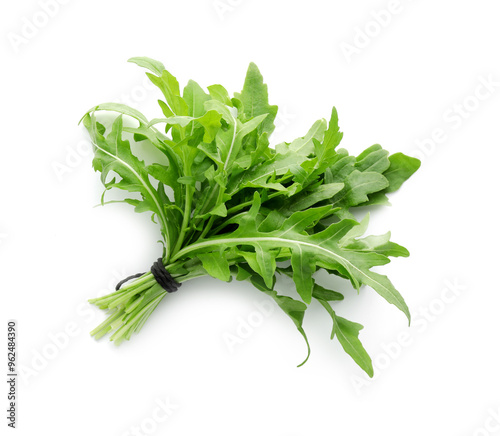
[171,128,192,258]
[118,272,154,291]
[186,185,219,241]
[197,190,286,240]
[172,183,193,256]
[198,182,226,239]
[199,214,216,240]
[88,261,207,343]
[226,191,283,216]
[210,212,245,235]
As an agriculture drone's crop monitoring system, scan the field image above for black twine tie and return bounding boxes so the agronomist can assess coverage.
[115,258,181,293]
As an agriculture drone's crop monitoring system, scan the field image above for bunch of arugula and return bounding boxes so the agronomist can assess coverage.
[81,57,419,376]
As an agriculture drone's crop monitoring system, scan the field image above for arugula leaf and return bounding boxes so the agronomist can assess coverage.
[317,299,374,377]
[82,58,419,376]
[171,194,410,319]
[234,62,278,136]
[241,269,311,366]
[82,113,181,260]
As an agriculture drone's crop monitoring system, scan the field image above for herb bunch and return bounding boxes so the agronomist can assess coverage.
[82,58,420,376]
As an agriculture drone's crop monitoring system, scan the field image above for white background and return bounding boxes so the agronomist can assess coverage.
[1,1,500,435]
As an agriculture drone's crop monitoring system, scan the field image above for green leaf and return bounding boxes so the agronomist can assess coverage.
[207,84,233,106]
[383,153,421,193]
[145,68,188,116]
[234,62,278,135]
[291,245,315,303]
[312,283,343,301]
[205,99,267,172]
[199,252,231,281]
[343,232,410,258]
[323,107,343,151]
[84,58,419,372]
[147,163,182,205]
[209,202,227,217]
[277,119,326,156]
[245,272,311,366]
[355,144,390,173]
[240,243,276,288]
[318,300,374,377]
[149,111,222,143]
[183,80,210,119]
[197,111,222,142]
[81,102,149,125]
[128,56,166,76]
[334,170,389,208]
[172,195,410,321]
[288,183,344,212]
[83,113,180,260]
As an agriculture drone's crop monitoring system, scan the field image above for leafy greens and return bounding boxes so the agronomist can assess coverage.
[81,58,420,376]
